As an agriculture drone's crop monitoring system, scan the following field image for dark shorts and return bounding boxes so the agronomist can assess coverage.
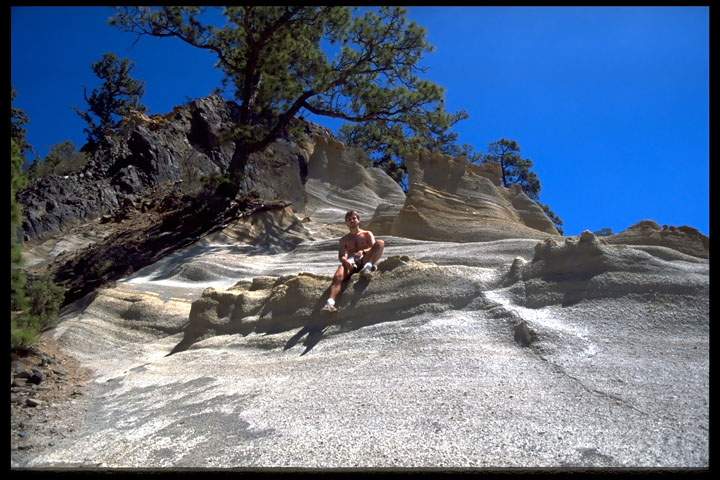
[349,254,366,274]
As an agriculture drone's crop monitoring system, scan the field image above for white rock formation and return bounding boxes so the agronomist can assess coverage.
[606,220,709,259]
[23,226,708,468]
[302,136,406,224]
[16,140,709,469]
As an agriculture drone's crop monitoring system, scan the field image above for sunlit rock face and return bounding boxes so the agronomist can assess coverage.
[505,230,708,308]
[180,255,487,349]
[23,228,708,468]
[302,136,406,224]
[14,101,709,469]
[18,95,333,241]
[368,150,559,241]
[605,220,709,259]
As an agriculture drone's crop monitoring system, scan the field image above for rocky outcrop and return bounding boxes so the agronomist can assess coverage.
[174,255,486,353]
[302,136,406,224]
[47,183,291,306]
[177,231,708,350]
[17,95,411,306]
[605,220,709,259]
[499,230,708,309]
[368,150,560,241]
[19,96,231,240]
[19,96,331,241]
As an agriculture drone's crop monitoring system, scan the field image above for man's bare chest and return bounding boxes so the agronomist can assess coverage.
[345,233,371,253]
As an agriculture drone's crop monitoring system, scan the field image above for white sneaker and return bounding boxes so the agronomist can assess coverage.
[359,263,376,279]
[322,303,338,313]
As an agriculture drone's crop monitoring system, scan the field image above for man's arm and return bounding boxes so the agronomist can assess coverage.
[338,236,347,261]
[338,237,352,267]
[363,231,376,254]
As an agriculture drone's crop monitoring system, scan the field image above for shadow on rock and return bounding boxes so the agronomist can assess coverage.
[282,278,361,354]
[169,276,340,356]
[169,255,484,355]
[283,324,328,355]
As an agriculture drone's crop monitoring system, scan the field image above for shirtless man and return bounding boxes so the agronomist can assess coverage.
[322,210,385,313]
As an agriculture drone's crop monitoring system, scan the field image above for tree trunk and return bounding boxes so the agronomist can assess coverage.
[227,140,250,197]
[500,157,508,188]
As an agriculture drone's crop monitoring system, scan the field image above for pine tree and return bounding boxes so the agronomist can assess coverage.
[10,138,28,313]
[110,7,466,187]
[75,52,146,148]
[11,89,29,312]
[540,203,564,235]
[484,138,563,234]
[11,93,67,348]
[11,88,31,158]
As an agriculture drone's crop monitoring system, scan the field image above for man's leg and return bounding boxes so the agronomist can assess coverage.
[326,264,353,309]
[363,239,385,266]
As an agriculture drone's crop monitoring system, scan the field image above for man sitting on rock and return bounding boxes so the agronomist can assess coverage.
[322,210,385,313]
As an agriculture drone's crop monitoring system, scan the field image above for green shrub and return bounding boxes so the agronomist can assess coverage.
[27,141,89,181]
[200,172,229,189]
[11,245,28,312]
[93,259,115,277]
[10,274,65,350]
[26,273,65,325]
[10,99,65,350]
[11,313,41,350]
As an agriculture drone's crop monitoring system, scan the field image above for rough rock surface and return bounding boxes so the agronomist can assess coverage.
[368,150,560,241]
[303,136,406,224]
[43,182,292,307]
[19,96,232,240]
[505,230,708,308]
[10,336,94,468]
[605,220,709,259]
[16,228,708,468]
[12,97,709,469]
[18,95,330,241]
[176,255,484,354]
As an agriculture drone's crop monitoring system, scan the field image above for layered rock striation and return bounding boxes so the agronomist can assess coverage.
[22,222,708,468]
[302,136,406,224]
[368,150,560,241]
[175,255,487,354]
[605,220,709,259]
[500,230,708,309]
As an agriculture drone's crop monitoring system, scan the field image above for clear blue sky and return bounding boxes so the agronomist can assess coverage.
[11,6,709,236]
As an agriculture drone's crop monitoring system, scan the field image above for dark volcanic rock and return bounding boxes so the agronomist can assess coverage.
[19,174,122,241]
[48,183,291,307]
[19,95,325,241]
[27,369,45,385]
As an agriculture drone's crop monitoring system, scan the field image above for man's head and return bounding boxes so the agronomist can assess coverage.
[345,210,360,229]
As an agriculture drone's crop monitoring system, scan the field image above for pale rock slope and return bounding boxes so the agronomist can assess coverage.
[23,226,708,468]
[302,135,406,224]
[15,132,709,469]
